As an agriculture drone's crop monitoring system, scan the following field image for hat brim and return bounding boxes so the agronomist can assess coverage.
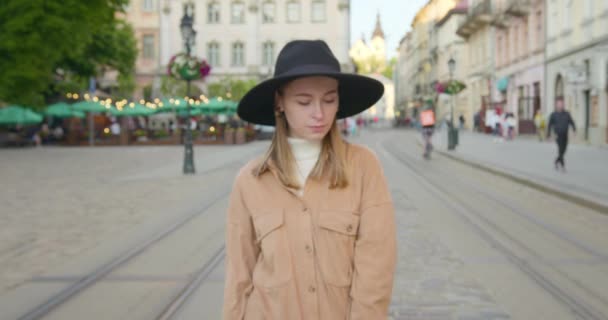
[237,71,384,126]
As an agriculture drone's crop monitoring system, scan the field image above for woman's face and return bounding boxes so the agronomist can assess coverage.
[276,76,339,141]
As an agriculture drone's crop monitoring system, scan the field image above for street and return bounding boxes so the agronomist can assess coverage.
[1,129,607,320]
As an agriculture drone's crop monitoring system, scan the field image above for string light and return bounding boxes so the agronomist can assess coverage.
[73,93,79,99]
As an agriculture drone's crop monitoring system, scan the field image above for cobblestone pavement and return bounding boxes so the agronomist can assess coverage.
[2,130,608,319]
[0,143,264,296]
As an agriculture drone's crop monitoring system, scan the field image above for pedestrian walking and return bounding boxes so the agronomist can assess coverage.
[547,99,576,172]
[506,112,517,140]
[534,110,545,141]
[223,40,396,320]
[458,114,465,130]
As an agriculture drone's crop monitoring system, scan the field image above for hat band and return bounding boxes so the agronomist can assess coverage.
[275,64,341,77]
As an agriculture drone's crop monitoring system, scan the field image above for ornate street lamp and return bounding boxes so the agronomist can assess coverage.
[181,3,196,174]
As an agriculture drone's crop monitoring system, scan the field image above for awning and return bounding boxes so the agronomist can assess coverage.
[497,77,509,92]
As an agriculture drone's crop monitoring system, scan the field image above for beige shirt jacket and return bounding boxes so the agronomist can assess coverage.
[223,144,397,320]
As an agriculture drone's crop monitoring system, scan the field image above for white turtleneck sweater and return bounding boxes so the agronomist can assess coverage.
[287,137,321,196]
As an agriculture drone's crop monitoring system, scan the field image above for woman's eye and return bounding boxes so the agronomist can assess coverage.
[297,101,311,106]
[324,99,337,104]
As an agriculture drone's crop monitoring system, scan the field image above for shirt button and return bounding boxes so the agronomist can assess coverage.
[346,224,353,232]
[309,286,316,293]
[303,206,309,212]
[305,245,312,253]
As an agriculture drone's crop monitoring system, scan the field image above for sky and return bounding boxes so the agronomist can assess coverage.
[350,0,429,58]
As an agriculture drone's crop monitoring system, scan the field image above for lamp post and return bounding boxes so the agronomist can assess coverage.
[181,4,196,174]
[447,57,457,150]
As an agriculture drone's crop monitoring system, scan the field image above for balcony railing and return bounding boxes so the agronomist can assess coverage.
[456,0,493,38]
[505,0,531,17]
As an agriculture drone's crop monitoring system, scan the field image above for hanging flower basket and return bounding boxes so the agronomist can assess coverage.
[435,80,466,95]
[167,53,211,81]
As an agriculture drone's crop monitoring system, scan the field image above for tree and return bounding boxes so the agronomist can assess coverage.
[0,0,135,108]
[208,77,258,101]
[382,57,397,79]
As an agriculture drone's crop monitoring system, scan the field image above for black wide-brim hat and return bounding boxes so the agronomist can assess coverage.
[238,40,384,126]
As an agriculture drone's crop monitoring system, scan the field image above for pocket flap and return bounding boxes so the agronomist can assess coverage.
[253,211,284,242]
[319,212,360,236]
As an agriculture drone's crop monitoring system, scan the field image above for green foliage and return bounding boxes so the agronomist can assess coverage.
[382,57,397,80]
[0,0,136,107]
[208,77,258,101]
[143,85,153,102]
[160,76,203,98]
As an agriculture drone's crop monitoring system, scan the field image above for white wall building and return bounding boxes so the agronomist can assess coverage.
[545,0,608,145]
[160,0,352,90]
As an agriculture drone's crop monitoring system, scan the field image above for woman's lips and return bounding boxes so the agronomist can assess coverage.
[309,125,326,132]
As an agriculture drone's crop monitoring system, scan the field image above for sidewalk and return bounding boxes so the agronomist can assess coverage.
[432,130,608,213]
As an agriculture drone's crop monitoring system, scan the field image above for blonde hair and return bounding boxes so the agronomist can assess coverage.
[253,97,349,189]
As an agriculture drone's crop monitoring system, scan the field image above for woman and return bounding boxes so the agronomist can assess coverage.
[223,40,396,320]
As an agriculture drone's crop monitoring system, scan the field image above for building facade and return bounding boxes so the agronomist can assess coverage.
[435,2,469,125]
[493,0,545,134]
[545,0,608,144]
[161,0,352,88]
[120,0,163,98]
[396,0,460,121]
[349,14,387,74]
[122,0,351,99]
[457,0,496,131]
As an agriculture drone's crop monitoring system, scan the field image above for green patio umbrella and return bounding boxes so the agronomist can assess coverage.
[44,102,85,118]
[108,102,155,117]
[155,98,188,113]
[200,98,234,115]
[0,105,43,125]
[72,100,108,113]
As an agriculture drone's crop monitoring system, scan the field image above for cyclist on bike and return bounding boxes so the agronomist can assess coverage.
[419,105,436,159]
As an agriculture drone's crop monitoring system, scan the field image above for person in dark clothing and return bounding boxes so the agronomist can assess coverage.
[547,99,576,171]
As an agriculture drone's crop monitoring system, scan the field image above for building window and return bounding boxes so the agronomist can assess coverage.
[286,1,300,23]
[563,0,571,30]
[232,42,245,66]
[143,35,155,59]
[497,35,502,66]
[536,10,543,45]
[262,42,275,65]
[207,42,220,67]
[262,1,276,23]
[143,0,155,12]
[208,2,220,23]
[584,0,592,19]
[555,74,564,99]
[523,18,529,55]
[514,26,519,58]
[231,1,245,24]
[311,1,326,22]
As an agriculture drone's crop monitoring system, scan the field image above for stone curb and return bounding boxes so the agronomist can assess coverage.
[435,149,608,216]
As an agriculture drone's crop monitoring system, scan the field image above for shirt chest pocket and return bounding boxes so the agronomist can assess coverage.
[252,210,292,288]
[316,211,360,287]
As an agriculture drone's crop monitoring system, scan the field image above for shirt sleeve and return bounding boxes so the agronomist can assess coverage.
[223,177,259,320]
[349,150,397,320]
